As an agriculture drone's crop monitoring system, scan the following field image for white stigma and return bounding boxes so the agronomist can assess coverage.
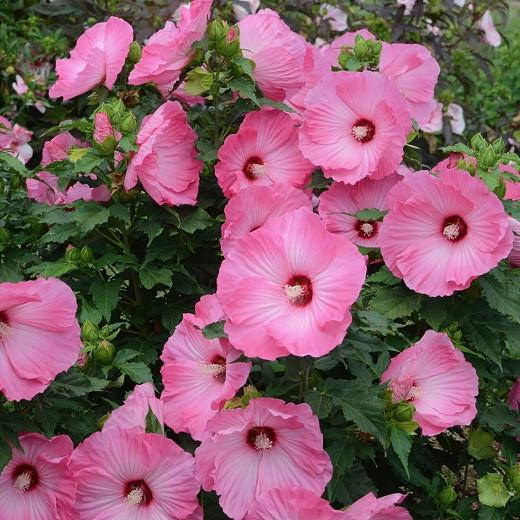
[360,222,374,235]
[254,432,273,451]
[13,472,32,493]
[127,487,145,506]
[284,284,305,303]
[247,163,265,178]
[200,362,226,376]
[443,223,460,240]
[0,321,10,339]
[352,125,370,141]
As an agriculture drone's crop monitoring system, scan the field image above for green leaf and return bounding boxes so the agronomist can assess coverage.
[139,266,173,289]
[72,202,110,233]
[366,266,401,286]
[120,362,153,384]
[229,77,259,105]
[90,279,121,321]
[202,320,228,339]
[468,428,497,460]
[113,349,141,367]
[353,208,387,220]
[145,407,164,434]
[26,260,77,277]
[258,97,295,113]
[234,56,256,78]
[370,286,423,319]
[304,389,333,419]
[477,474,511,508]
[390,425,412,478]
[479,268,520,323]
[51,372,109,396]
[0,151,28,176]
[178,207,213,234]
[478,506,506,520]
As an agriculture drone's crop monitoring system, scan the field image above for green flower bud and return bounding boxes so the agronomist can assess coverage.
[119,112,137,134]
[65,245,80,262]
[208,19,229,43]
[393,402,415,422]
[94,339,116,365]
[81,320,99,342]
[94,135,118,155]
[479,145,496,168]
[470,133,487,153]
[491,137,505,156]
[79,246,94,264]
[438,486,457,508]
[128,41,142,64]
[216,25,241,58]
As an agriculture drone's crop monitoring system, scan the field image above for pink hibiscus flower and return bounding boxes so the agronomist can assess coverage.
[245,487,344,519]
[103,383,164,432]
[318,174,401,247]
[195,397,332,519]
[343,492,412,520]
[71,428,201,519]
[49,17,133,100]
[508,378,520,411]
[0,433,76,520]
[125,100,202,206]
[379,169,512,296]
[41,131,82,166]
[221,185,311,255]
[0,116,33,164]
[161,295,251,440]
[0,278,82,401]
[128,0,212,93]
[299,71,411,184]
[238,9,307,101]
[379,43,440,126]
[381,330,479,436]
[217,208,366,359]
[509,217,520,268]
[215,107,314,197]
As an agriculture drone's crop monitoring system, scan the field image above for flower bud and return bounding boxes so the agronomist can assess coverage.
[393,402,415,422]
[208,19,229,43]
[438,486,457,508]
[79,246,94,264]
[470,133,487,152]
[216,25,241,58]
[119,112,137,134]
[81,320,99,342]
[128,41,142,64]
[65,245,80,262]
[491,137,505,155]
[479,145,496,168]
[94,339,116,365]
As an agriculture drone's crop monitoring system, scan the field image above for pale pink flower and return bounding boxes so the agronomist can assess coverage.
[0,433,76,520]
[0,116,33,164]
[216,107,313,197]
[0,278,82,401]
[103,383,164,432]
[343,492,412,520]
[318,174,401,247]
[299,71,411,184]
[217,208,366,359]
[419,99,443,133]
[245,487,344,519]
[238,9,307,101]
[129,0,212,93]
[161,294,251,441]
[12,75,28,96]
[317,4,348,32]
[221,185,311,255]
[379,43,440,126]
[41,131,82,166]
[125,100,202,205]
[191,292,227,326]
[71,428,200,519]
[233,0,260,20]
[381,330,478,436]
[479,10,502,47]
[508,217,520,268]
[446,103,465,135]
[49,17,133,100]
[195,397,332,519]
[508,378,520,411]
[379,169,513,296]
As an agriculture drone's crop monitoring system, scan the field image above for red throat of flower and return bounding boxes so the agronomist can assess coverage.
[0,311,9,338]
[201,355,227,382]
[12,465,39,493]
[125,480,153,507]
[352,119,376,143]
[441,215,467,242]
[284,275,313,306]
[247,426,276,452]
[355,219,378,239]
[243,156,265,180]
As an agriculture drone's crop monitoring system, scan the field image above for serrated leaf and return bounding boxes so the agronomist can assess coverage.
[26,260,77,277]
[370,286,423,319]
[353,207,387,220]
[120,362,153,384]
[72,202,110,233]
[229,77,259,105]
[113,349,141,367]
[390,425,412,478]
[304,389,333,418]
[0,151,28,176]
[139,266,172,289]
[178,207,213,233]
[90,279,121,321]
[479,268,520,323]
[477,474,511,508]
[202,320,227,339]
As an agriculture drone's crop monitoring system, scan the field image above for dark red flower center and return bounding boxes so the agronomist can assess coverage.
[243,156,265,180]
[355,219,378,239]
[247,426,276,451]
[284,275,313,306]
[352,119,376,143]
[12,465,39,492]
[207,355,227,382]
[125,479,153,507]
[441,215,467,242]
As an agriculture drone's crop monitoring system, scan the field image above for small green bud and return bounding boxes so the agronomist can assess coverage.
[393,402,415,422]
[127,41,142,64]
[470,133,487,153]
[94,339,116,365]
[119,112,137,134]
[0,228,11,242]
[216,25,241,58]
[81,320,99,342]
[65,245,80,262]
[491,137,505,156]
[480,145,496,168]
[94,135,118,155]
[100,324,111,338]
[494,178,506,199]
[438,486,457,508]
[355,38,370,59]
[79,246,94,264]
[5,65,15,75]
[207,19,229,43]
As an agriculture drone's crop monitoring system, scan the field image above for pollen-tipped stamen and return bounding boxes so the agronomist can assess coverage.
[127,487,145,506]
[13,472,33,493]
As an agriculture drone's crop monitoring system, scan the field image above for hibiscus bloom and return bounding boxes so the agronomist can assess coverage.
[238,9,307,101]
[379,43,440,126]
[343,492,412,520]
[379,169,512,296]
[125,100,202,205]
[129,0,212,93]
[216,108,313,197]
[299,71,411,184]
[103,383,164,432]
[217,208,366,359]
[381,330,478,436]
[318,174,400,247]
[71,428,201,519]
[161,295,251,441]
[221,185,311,255]
[0,433,76,520]
[49,17,133,100]
[0,278,82,401]
[41,131,82,166]
[0,116,33,164]
[245,487,344,519]
[195,398,332,519]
